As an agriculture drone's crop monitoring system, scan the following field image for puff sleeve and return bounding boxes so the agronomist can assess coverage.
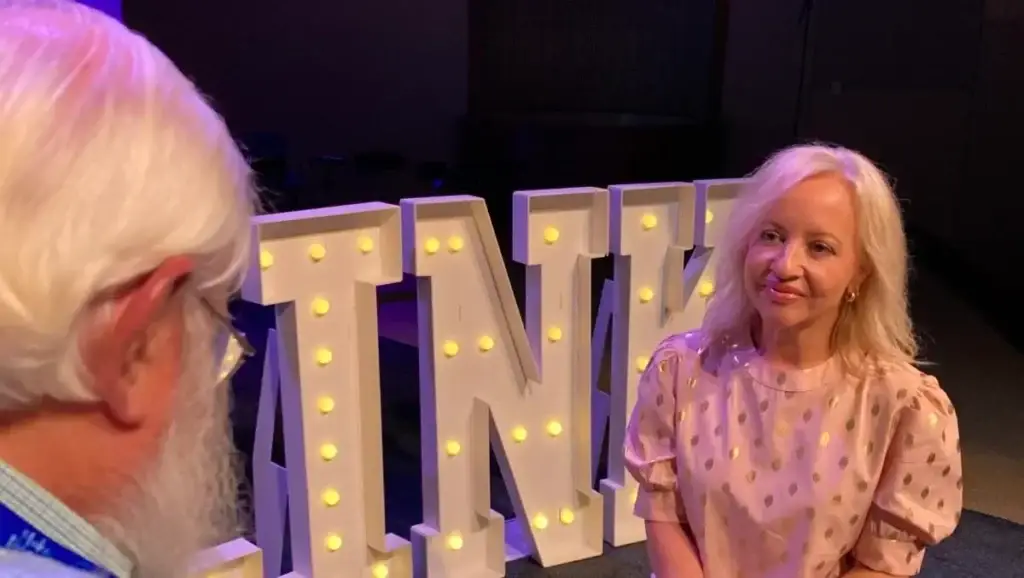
[853,373,964,575]
[624,343,687,523]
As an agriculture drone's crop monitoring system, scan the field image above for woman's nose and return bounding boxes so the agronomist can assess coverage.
[769,243,802,278]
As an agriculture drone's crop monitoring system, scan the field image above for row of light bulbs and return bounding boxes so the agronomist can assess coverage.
[259,239,374,271]
[309,396,390,576]
[436,501,578,553]
[640,208,715,230]
[253,205,714,272]
[438,326,564,359]
[314,396,391,576]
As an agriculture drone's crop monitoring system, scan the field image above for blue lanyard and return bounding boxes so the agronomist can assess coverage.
[0,501,114,577]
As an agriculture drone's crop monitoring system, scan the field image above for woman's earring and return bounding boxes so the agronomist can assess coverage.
[845,290,857,303]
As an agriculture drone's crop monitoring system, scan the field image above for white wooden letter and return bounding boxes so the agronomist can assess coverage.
[403,191,608,577]
[240,204,412,578]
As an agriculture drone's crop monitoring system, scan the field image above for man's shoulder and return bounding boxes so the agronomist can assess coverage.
[0,549,98,577]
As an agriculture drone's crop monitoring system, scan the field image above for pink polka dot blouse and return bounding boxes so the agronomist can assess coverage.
[625,331,963,578]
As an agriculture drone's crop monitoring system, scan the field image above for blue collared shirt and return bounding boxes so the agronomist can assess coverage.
[0,460,134,578]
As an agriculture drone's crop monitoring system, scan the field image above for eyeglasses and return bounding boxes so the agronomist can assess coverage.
[200,298,255,385]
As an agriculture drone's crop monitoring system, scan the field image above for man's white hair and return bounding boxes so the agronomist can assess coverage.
[0,0,257,409]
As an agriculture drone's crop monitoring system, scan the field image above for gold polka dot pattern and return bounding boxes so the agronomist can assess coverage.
[623,331,964,578]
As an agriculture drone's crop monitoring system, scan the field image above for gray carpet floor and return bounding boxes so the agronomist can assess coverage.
[501,511,1024,577]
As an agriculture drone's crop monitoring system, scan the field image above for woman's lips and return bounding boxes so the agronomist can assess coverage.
[765,285,802,304]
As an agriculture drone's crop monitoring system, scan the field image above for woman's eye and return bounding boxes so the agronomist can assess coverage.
[759,230,781,242]
[811,241,834,254]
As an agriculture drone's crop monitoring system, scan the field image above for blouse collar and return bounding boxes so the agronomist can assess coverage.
[717,334,842,393]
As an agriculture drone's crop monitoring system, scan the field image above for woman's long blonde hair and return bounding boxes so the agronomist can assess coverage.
[700,143,918,369]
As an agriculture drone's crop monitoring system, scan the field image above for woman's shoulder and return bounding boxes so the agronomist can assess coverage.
[866,359,957,423]
[650,330,737,378]
[652,330,703,358]
[643,332,699,380]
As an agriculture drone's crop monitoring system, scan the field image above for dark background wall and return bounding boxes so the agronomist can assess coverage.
[126,0,468,164]
[125,0,1024,328]
[467,0,714,120]
[959,0,1024,286]
[722,0,1022,300]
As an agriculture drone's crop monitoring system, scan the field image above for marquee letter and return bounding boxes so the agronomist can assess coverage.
[189,539,262,578]
[240,204,412,578]
[403,190,608,577]
[599,179,745,546]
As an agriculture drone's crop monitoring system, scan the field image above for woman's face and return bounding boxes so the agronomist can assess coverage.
[743,172,863,333]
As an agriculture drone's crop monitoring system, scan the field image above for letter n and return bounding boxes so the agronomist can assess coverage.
[403,191,607,577]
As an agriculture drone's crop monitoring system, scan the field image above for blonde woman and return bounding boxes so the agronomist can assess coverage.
[624,144,963,578]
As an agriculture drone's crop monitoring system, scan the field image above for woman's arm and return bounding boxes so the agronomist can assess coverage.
[848,374,963,578]
[645,521,704,578]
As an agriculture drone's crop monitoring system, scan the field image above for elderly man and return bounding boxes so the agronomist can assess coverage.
[0,1,257,577]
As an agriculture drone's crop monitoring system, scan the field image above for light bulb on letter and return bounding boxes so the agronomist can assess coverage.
[442,341,459,358]
[311,297,330,317]
[424,237,440,254]
[635,356,649,373]
[322,488,340,507]
[445,440,461,456]
[309,243,326,262]
[259,250,274,270]
[478,336,494,352]
[446,533,464,550]
[357,236,374,253]
[546,420,563,437]
[543,227,559,244]
[320,443,338,461]
[638,287,654,303]
[512,426,528,443]
[317,397,335,414]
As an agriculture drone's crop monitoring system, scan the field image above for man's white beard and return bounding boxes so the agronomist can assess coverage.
[91,368,243,578]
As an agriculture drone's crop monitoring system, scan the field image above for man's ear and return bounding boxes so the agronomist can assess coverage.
[87,257,193,427]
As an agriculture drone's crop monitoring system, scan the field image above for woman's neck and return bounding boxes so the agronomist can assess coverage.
[756,320,835,369]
